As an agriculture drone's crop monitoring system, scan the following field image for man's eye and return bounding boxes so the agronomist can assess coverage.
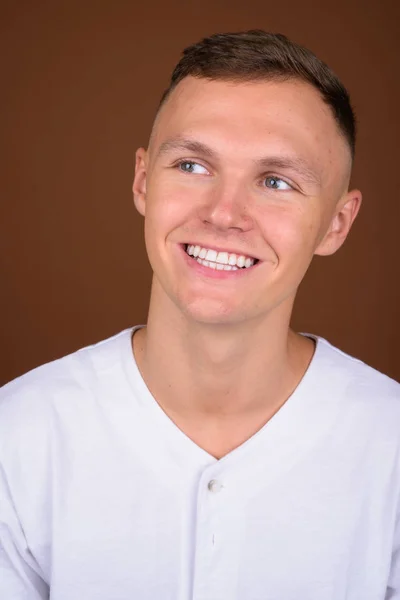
[264,176,291,191]
[178,161,209,175]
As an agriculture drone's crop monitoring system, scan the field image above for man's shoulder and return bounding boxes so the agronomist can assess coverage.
[1,327,133,398]
[0,328,134,450]
[315,335,400,416]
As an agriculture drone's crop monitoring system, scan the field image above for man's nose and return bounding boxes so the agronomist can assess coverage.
[200,180,253,232]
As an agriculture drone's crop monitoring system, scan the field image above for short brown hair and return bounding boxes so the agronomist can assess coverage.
[159,30,356,158]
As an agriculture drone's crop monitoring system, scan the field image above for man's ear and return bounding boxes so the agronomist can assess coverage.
[133,148,148,216]
[315,189,362,256]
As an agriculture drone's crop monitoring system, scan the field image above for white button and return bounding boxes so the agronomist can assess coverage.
[208,479,223,493]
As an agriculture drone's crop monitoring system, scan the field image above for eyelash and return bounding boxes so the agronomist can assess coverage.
[175,159,208,173]
[262,176,292,191]
[173,159,293,191]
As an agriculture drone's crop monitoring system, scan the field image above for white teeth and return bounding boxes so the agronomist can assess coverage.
[187,244,256,270]
[197,259,235,271]
[205,249,217,262]
[216,251,229,265]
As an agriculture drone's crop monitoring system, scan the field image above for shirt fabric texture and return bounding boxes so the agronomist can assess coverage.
[0,326,399,600]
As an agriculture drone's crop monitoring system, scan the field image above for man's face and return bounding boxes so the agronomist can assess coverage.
[133,77,361,325]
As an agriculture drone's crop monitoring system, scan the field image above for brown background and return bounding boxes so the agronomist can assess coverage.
[1,0,399,386]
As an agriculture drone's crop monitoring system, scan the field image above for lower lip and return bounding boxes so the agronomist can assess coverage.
[180,245,259,279]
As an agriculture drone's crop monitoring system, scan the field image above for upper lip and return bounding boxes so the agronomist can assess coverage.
[184,243,260,261]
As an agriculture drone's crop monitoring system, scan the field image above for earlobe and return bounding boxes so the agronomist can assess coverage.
[315,189,362,256]
[133,148,148,217]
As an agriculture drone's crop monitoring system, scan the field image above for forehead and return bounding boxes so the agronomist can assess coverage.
[151,77,351,183]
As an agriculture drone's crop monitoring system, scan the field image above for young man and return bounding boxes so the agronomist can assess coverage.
[0,30,399,600]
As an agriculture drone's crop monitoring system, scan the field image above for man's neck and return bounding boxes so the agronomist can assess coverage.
[132,288,315,423]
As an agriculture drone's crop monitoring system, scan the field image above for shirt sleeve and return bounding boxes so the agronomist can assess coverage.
[386,502,400,598]
[0,462,49,600]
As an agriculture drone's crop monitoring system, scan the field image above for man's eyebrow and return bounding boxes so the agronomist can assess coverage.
[255,156,321,186]
[156,137,321,186]
[156,137,217,159]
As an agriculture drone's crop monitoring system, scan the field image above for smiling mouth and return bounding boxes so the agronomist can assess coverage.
[184,244,259,271]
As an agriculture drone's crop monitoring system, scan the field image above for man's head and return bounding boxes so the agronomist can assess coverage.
[133,31,362,326]
[158,30,356,161]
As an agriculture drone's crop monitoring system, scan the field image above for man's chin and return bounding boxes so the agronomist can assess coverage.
[179,298,249,327]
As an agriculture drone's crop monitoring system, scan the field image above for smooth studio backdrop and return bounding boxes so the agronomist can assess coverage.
[1,0,399,385]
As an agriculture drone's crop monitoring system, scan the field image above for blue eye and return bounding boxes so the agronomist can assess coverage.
[264,176,291,190]
[178,161,209,175]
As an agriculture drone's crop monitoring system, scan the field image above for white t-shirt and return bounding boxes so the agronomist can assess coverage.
[0,327,399,600]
